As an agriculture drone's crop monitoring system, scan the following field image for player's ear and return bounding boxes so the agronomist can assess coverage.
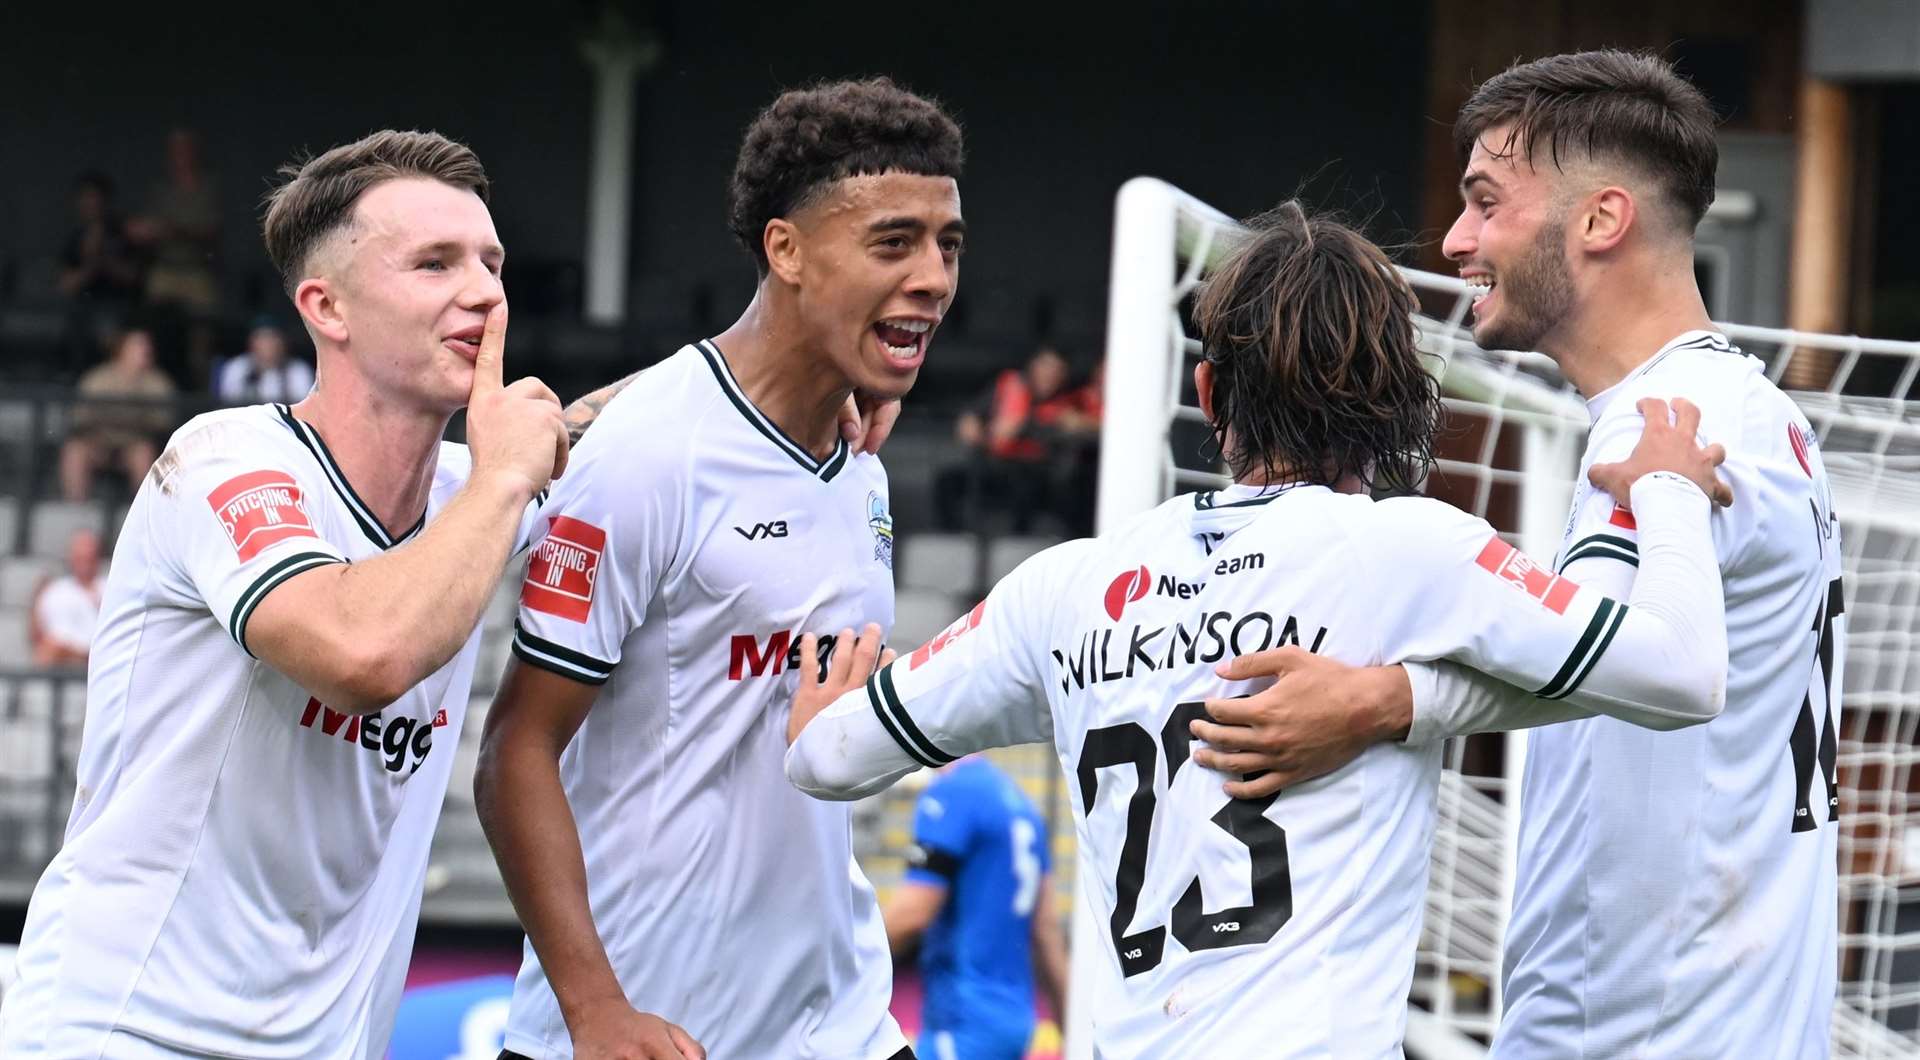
[1195,360,1217,424]
[293,277,350,346]
[764,218,804,286]
[1580,186,1635,255]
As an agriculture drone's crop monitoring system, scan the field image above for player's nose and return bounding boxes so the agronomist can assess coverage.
[1441,209,1476,263]
[904,241,953,303]
[457,260,505,310]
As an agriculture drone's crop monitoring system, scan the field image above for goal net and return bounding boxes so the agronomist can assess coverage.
[1081,176,1920,1060]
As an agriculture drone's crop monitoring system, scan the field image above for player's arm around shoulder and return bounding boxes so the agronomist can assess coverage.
[248,305,569,714]
[787,544,1071,800]
[1191,400,1732,797]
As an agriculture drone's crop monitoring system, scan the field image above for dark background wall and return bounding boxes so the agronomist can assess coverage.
[0,0,1431,381]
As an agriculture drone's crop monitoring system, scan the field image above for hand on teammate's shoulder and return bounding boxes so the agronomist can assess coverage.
[1589,396,1734,509]
[463,302,570,499]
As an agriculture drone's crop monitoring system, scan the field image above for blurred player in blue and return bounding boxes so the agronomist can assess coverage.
[887,755,1070,1060]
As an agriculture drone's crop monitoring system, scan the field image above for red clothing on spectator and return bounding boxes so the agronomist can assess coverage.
[987,370,1083,461]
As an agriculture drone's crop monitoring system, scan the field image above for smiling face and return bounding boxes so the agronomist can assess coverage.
[308,177,504,412]
[1442,123,1578,354]
[779,171,963,401]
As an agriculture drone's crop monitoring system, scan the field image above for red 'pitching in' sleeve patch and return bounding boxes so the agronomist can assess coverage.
[909,600,987,670]
[1474,535,1578,614]
[522,516,605,622]
[207,470,318,562]
[1608,505,1638,530]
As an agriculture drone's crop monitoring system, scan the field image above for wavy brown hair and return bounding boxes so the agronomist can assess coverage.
[1192,202,1440,494]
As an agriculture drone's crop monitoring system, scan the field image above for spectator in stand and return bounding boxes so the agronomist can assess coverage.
[937,347,1099,534]
[58,328,177,501]
[1054,360,1104,533]
[30,529,104,669]
[215,320,313,403]
[57,172,145,366]
[127,128,221,380]
[59,172,143,304]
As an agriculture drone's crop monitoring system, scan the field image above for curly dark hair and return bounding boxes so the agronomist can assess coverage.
[727,77,964,276]
[1456,50,1718,230]
[1192,202,1440,494]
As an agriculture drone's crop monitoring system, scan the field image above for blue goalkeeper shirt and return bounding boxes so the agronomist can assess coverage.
[907,757,1050,1045]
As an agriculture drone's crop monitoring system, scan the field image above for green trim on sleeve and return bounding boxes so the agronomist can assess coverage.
[1558,533,1640,573]
[229,552,347,656]
[1533,598,1628,700]
[510,621,615,685]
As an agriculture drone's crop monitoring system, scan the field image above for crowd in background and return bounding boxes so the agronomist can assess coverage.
[5,129,1109,676]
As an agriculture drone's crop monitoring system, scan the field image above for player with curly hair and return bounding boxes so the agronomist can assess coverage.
[474,77,965,1060]
[784,203,1734,1058]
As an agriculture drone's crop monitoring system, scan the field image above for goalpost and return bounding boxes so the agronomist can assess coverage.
[1077,176,1920,1060]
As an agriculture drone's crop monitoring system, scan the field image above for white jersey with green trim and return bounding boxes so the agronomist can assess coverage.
[817,478,1711,1059]
[504,342,904,1060]
[1495,331,1844,1059]
[0,403,524,1060]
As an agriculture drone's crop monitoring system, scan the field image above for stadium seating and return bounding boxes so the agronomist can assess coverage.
[987,534,1062,584]
[0,499,18,556]
[892,586,962,650]
[898,532,979,594]
[0,557,54,608]
[0,613,29,671]
[27,502,106,560]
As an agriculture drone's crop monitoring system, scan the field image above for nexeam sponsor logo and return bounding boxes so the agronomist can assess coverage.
[1101,556,1263,621]
[1104,566,1201,621]
[727,629,850,681]
[297,697,445,774]
[1051,609,1327,698]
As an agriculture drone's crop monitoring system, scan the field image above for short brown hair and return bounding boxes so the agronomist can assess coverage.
[262,130,489,295]
[1193,203,1439,494]
[727,77,964,277]
[1456,50,1719,230]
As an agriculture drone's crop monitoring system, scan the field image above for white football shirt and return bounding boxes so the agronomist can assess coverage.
[0,403,520,1059]
[792,472,1720,1059]
[503,341,905,1060]
[1487,331,1844,1059]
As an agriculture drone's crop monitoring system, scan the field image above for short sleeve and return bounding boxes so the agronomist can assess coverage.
[1360,498,1628,702]
[904,777,973,888]
[868,548,1065,768]
[154,419,347,655]
[509,419,683,686]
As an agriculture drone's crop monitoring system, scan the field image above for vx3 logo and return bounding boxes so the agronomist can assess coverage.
[734,520,789,541]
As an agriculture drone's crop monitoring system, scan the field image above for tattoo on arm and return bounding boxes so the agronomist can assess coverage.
[563,371,642,444]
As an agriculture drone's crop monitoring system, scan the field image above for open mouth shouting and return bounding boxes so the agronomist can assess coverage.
[872,317,934,370]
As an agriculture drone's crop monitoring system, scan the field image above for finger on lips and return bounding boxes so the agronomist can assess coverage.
[471,303,507,394]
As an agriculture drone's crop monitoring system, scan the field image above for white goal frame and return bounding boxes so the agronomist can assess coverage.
[1079,176,1920,1060]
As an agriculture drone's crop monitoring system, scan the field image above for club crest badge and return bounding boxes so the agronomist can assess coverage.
[868,491,894,569]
